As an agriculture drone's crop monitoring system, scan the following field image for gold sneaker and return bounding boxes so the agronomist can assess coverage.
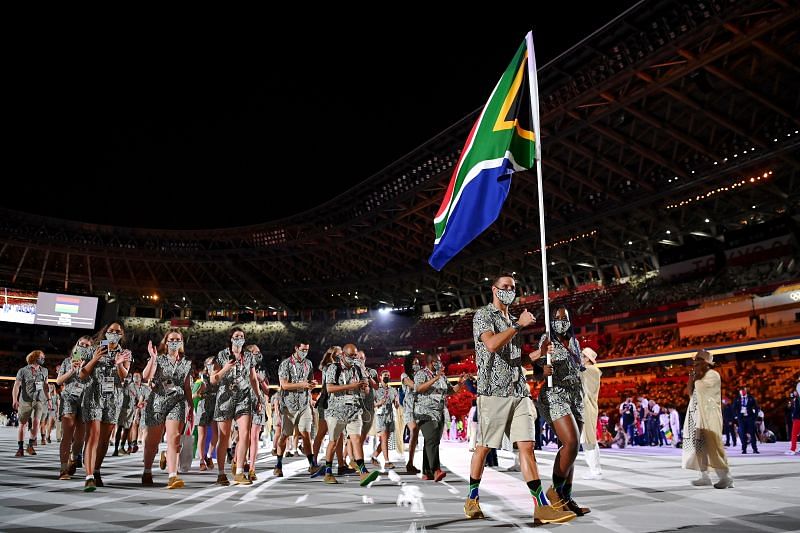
[546,486,566,510]
[167,476,185,489]
[323,473,339,484]
[216,473,230,486]
[159,451,167,470]
[233,472,253,485]
[248,470,257,481]
[533,504,576,525]
[464,498,484,519]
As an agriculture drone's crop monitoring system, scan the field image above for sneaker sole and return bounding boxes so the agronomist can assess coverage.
[534,514,576,525]
[84,486,96,492]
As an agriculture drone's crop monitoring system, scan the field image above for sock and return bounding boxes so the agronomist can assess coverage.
[325,460,333,474]
[28,439,34,447]
[144,468,152,474]
[17,441,23,450]
[169,471,177,478]
[552,473,567,499]
[355,458,368,474]
[61,462,67,471]
[86,475,94,480]
[527,479,549,507]
[276,454,283,468]
[562,482,573,500]
[307,454,316,467]
[468,477,481,499]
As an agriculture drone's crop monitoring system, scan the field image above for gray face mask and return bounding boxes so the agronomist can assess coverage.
[37,357,45,365]
[106,332,122,344]
[432,361,443,373]
[232,338,245,348]
[167,340,183,352]
[495,287,516,305]
[77,346,93,358]
[296,350,308,360]
[552,319,571,334]
[343,355,356,367]
[412,362,421,373]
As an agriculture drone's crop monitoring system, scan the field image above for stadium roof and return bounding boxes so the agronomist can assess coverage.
[1,0,798,312]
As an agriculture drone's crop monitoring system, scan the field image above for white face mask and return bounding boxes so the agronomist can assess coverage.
[296,349,308,360]
[106,332,122,344]
[232,338,245,348]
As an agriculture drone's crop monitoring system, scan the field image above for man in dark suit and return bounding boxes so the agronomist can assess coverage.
[722,397,737,447]
[733,385,759,454]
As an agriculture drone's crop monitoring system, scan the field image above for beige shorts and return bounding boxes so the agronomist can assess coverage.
[477,395,536,449]
[19,400,45,423]
[326,416,362,441]
[281,405,313,434]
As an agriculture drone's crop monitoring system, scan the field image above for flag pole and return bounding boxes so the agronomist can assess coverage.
[525,32,552,387]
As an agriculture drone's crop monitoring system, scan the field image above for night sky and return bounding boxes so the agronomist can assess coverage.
[5,5,639,229]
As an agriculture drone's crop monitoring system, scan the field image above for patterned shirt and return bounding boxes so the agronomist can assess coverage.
[85,347,127,388]
[324,363,363,422]
[16,364,49,402]
[278,355,313,412]
[413,368,453,422]
[216,348,255,391]
[375,385,396,415]
[537,333,582,390]
[361,367,379,408]
[151,354,192,402]
[472,304,528,398]
[58,357,85,398]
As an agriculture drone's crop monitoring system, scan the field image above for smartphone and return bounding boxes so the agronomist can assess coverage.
[100,340,110,347]
[72,351,82,362]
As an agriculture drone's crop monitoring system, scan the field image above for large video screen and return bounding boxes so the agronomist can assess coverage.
[34,292,99,329]
[0,288,99,330]
[0,288,38,324]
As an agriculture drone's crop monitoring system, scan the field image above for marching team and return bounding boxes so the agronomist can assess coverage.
[10,273,641,525]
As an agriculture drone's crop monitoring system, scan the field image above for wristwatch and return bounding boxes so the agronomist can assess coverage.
[512,322,523,331]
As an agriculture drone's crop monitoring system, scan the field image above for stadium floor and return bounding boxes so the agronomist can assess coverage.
[1,426,798,532]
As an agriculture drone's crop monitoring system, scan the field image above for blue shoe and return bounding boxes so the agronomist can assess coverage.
[310,466,326,479]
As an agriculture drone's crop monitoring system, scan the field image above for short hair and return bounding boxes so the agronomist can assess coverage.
[26,350,44,365]
[492,272,516,286]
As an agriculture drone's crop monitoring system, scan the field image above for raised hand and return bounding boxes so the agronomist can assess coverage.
[147,340,157,359]
[518,309,536,327]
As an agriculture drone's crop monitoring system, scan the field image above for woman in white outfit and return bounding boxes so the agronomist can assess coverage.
[580,347,602,480]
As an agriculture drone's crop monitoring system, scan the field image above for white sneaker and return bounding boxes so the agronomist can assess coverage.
[784,450,798,456]
[691,474,712,486]
[714,475,734,489]
[582,470,603,480]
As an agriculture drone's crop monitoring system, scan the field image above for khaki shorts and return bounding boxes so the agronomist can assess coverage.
[282,405,313,434]
[477,395,536,449]
[19,400,45,423]
[326,415,362,441]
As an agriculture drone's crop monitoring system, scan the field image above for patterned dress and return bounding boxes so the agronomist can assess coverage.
[214,348,256,421]
[82,348,126,424]
[536,334,584,424]
[401,372,416,423]
[144,354,193,427]
[374,385,396,433]
[251,369,268,426]
[197,372,219,426]
[58,356,86,419]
